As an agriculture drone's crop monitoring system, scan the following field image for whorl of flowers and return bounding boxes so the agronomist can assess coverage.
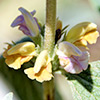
[3,7,99,82]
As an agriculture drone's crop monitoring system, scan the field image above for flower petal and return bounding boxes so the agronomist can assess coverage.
[11,10,36,27]
[35,67,53,82]
[66,22,97,43]
[57,41,82,57]
[74,39,87,47]
[21,55,33,65]
[84,31,99,44]
[5,54,21,69]
[24,68,36,80]
[24,65,53,82]
[19,7,39,37]
[7,42,36,56]
[46,62,52,73]
[33,50,51,73]
[64,51,89,74]
[11,15,24,27]
[19,25,32,36]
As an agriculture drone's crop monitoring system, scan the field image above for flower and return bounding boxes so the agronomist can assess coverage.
[66,22,99,47]
[11,7,40,37]
[24,50,53,82]
[3,42,36,69]
[56,41,89,74]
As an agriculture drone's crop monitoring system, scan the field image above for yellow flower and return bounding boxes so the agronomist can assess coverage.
[3,42,36,69]
[24,50,53,82]
[66,22,99,47]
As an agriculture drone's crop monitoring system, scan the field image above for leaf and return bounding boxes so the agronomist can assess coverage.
[65,61,100,100]
[2,92,13,100]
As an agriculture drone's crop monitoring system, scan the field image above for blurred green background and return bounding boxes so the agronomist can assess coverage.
[0,0,100,100]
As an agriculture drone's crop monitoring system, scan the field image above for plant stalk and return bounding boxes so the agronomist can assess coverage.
[43,79,54,100]
[44,0,56,57]
[43,0,56,100]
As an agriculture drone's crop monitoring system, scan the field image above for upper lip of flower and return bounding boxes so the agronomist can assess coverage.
[7,42,36,56]
[33,50,51,73]
[57,41,82,57]
[11,9,36,27]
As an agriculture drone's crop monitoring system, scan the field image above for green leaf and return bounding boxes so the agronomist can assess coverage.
[65,61,100,100]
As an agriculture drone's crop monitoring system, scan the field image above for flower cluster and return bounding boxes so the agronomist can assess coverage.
[3,7,99,82]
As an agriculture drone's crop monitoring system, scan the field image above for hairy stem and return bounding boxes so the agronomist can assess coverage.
[43,0,56,100]
[44,0,56,57]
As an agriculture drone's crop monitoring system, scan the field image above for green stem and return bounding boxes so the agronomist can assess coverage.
[43,0,56,100]
[44,0,56,57]
[43,79,54,100]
